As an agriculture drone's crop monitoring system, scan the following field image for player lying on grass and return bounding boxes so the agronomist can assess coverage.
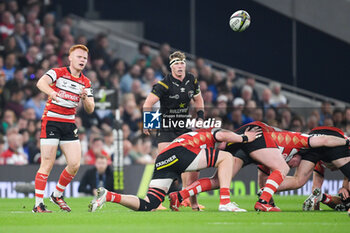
[169,122,349,212]
[302,161,350,211]
[89,127,262,212]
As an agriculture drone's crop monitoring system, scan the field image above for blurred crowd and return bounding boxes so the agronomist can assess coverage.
[0,0,349,166]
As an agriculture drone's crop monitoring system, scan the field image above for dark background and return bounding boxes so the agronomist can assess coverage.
[54,0,350,102]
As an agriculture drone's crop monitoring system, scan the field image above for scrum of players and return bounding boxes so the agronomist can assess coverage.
[90,120,350,216]
[167,122,350,213]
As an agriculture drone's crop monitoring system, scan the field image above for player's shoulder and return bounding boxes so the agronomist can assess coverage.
[81,73,92,86]
[49,66,66,75]
[186,72,195,79]
[185,72,197,82]
[155,75,171,89]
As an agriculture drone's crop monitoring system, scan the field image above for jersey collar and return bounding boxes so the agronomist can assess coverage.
[170,73,187,84]
[66,66,82,78]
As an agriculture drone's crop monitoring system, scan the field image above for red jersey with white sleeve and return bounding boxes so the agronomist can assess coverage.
[42,67,93,123]
[160,128,221,155]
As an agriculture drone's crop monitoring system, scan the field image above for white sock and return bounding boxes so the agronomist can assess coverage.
[53,189,63,197]
[35,197,43,207]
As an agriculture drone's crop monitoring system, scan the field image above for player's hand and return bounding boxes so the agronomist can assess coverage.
[80,88,88,100]
[244,126,262,142]
[338,187,350,200]
[143,128,151,135]
[49,91,59,102]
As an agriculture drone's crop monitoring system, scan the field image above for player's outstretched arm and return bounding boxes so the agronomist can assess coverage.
[309,135,349,148]
[215,127,262,143]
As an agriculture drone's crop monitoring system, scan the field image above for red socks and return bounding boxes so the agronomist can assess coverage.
[35,172,48,199]
[219,188,231,205]
[54,169,75,197]
[260,170,284,203]
[106,191,121,203]
[179,178,212,200]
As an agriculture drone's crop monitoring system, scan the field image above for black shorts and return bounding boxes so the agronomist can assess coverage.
[225,124,277,166]
[152,146,218,180]
[301,128,350,164]
[40,120,78,141]
[156,128,191,144]
[228,149,255,167]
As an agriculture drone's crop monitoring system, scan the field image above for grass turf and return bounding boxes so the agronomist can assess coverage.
[0,195,348,233]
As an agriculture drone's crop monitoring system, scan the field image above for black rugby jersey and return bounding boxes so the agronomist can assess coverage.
[151,72,200,120]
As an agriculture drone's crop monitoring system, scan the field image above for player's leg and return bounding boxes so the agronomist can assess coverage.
[89,185,169,212]
[170,149,246,212]
[213,150,246,212]
[33,139,58,213]
[180,171,202,210]
[49,140,80,212]
[155,142,170,210]
[250,148,289,211]
[177,156,244,201]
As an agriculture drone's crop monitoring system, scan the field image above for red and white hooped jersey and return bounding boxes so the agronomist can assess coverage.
[42,67,93,123]
[160,128,221,155]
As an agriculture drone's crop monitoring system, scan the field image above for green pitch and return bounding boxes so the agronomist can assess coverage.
[0,195,348,233]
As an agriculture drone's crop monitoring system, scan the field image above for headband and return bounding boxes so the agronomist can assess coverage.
[169,58,186,67]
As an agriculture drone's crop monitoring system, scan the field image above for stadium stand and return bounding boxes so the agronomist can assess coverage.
[0,0,349,166]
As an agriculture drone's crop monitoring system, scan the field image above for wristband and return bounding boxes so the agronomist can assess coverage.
[196,110,204,120]
[241,134,248,143]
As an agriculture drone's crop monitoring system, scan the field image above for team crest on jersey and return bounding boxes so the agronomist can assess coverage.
[180,87,185,92]
[74,128,78,137]
[62,80,68,88]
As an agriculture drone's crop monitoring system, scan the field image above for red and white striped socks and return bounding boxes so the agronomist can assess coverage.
[179,178,212,200]
[35,172,48,207]
[53,169,75,198]
[219,188,231,205]
[260,170,284,203]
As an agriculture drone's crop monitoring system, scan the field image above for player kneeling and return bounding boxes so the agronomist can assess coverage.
[88,127,261,212]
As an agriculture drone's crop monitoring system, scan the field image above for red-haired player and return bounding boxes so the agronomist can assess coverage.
[33,44,95,213]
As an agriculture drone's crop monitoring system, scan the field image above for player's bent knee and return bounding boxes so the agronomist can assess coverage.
[69,162,80,172]
[279,163,290,176]
[138,188,166,211]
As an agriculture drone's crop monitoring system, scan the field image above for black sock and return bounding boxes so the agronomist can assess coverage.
[178,192,183,203]
[258,199,268,204]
